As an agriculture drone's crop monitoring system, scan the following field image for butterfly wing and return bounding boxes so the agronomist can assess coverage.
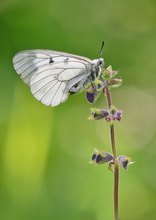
[13,50,92,106]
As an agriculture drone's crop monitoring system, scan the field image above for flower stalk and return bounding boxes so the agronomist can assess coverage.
[88,65,133,220]
[105,85,119,220]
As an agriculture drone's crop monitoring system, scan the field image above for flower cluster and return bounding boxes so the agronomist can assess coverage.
[89,106,122,122]
[90,150,134,170]
[86,65,122,104]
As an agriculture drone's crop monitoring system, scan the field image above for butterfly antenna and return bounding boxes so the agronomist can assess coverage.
[99,41,104,58]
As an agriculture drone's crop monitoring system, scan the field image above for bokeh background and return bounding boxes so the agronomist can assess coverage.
[0,0,156,219]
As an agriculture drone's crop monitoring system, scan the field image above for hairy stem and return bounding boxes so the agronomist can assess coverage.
[105,86,119,220]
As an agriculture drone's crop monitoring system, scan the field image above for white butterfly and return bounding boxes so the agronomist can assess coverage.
[13,46,104,107]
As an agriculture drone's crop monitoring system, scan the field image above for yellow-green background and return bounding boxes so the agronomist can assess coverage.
[0,0,156,219]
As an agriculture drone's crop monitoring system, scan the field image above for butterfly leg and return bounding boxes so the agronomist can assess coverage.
[69,78,90,95]
[69,83,84,95]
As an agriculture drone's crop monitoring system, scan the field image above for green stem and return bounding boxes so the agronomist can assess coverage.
[105,86,119,220]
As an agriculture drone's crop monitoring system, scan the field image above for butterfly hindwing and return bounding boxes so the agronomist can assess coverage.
[13,50,92,106]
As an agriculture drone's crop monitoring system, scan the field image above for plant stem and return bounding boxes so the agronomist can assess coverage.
[105,86,119,220]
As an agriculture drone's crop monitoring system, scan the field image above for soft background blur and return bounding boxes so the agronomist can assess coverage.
[0,0,156,219]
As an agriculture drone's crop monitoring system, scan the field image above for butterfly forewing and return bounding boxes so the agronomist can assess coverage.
[13,50,92,106]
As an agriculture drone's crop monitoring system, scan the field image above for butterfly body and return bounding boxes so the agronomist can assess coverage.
[13,49,104,106]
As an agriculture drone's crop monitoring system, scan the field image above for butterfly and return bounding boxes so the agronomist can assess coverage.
[13,42,104,107]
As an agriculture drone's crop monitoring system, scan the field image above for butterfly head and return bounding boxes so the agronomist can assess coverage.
[97,58,104,67]
[92,58,104,68]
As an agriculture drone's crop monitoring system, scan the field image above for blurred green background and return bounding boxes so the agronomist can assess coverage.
[0,0,156,219]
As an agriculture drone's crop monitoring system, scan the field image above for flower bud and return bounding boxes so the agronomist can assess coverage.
[118,155,134,169]
[101,65,118,80]
[86,91,96,103]
[90,150,114,165]
[89,108,109,120]
[110,107,122,121]
[86,80,106,103]
[109,78,122,88]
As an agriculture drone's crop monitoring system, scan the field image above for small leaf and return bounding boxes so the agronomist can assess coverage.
[95,79,107,91]
[108,161,115,172]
